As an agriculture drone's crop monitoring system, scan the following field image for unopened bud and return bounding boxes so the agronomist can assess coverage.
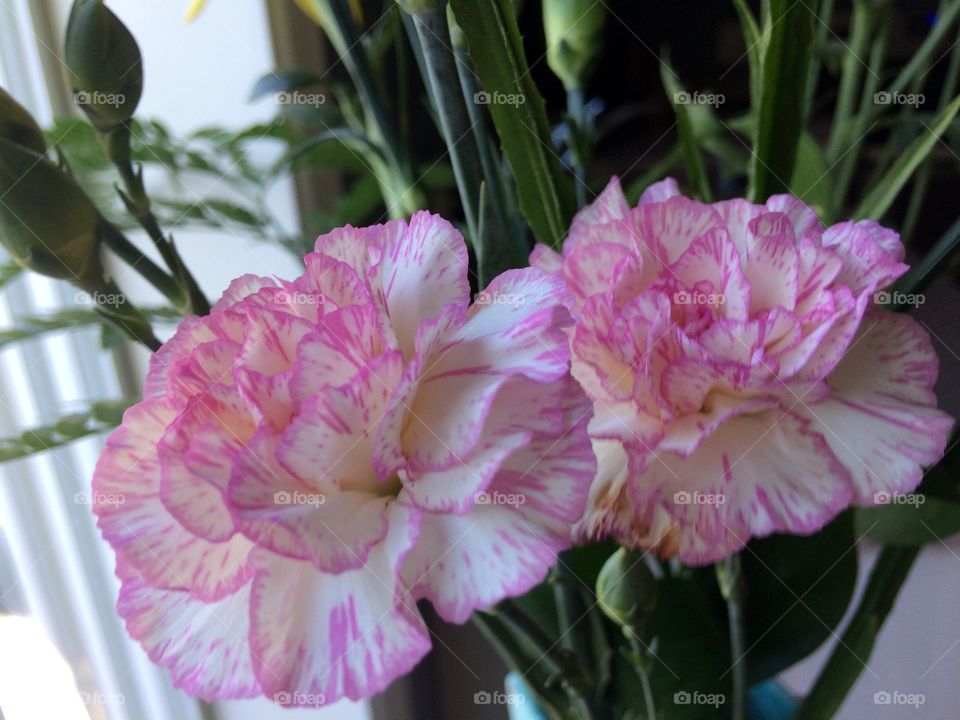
[0,88,46,155]
[0,139,104,288]
[596,547,658,632]
[64,0,143,132]
[543,0,606,90]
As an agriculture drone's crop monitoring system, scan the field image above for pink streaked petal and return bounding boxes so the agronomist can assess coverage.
[567,176,630,246]
[289,304,392,405]
[764,195,823,239]
[117,566,259,701]
[529,243,564,275]
[796,312,953,502]
[144,317,218,400]
[248,504,429,704]
[634,196,726,265]
[373,211,470,358]
[402,271,573,471]
[631,409,854,565]
[638,177,681,205]
[744,231,800,313]
[821,221,909,295]
[563,241,637,301]
[313,224,381,277]
[280,351,403,491]
[237,305,314,378]
[212,274,278,313]
[669,228,751,320]
[297,252,372,309]
[229,430,391,572]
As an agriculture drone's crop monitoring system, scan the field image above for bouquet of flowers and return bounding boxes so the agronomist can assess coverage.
[1,1,958,718]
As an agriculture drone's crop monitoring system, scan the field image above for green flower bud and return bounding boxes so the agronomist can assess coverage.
[0,88,46,155]
[543,0,606,90]
[596,547,658,632]
[64,0,143,132]
[0,139,104,288]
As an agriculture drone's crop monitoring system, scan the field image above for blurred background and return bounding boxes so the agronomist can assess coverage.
[0,1,958,718]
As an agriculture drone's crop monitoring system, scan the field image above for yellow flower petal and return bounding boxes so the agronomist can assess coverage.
[184,0,207,22]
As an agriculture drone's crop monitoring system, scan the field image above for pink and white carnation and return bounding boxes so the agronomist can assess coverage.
[532,177,953,564]
[93,212,595,705]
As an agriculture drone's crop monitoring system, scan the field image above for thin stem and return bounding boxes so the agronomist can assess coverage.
[826,0,871,163]
[794,546,919,720]
[407,7,484,264]
[98,221,185,307]
[717,554,747,720]
[625,630,657,720]
[804,0,835,124]
[566,87,588,209]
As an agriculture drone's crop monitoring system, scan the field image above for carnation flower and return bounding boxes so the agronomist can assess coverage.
[93,212,594,704]
[532,178,952,564]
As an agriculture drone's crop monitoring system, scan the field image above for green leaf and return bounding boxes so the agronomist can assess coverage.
[789,132,832,222]
[856,496,960,546]
[0,399,136,462]
[742,512,858,683]
[854,94,960,220]
[747,0,816,202]
[0,307,177,349]
[0,262,23,289]
[731,0,762,108]
[449,0,576,247]
[250,69,324,101]
[660,63,712,201]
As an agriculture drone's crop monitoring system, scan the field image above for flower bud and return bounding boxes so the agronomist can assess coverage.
[0,139,104,288]
[64,0,143,132]
[0,88,46,155]
[543,0,606,90]
[596,547,658,632]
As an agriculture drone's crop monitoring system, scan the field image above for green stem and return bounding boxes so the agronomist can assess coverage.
[98,221,185,308]
[794,546,919,720]
[406,7,485,269]
[717,554,747,720]
[566,87,588,209]
[803,0,835,124]
[896,213,960,297]
[826,0,871,163]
